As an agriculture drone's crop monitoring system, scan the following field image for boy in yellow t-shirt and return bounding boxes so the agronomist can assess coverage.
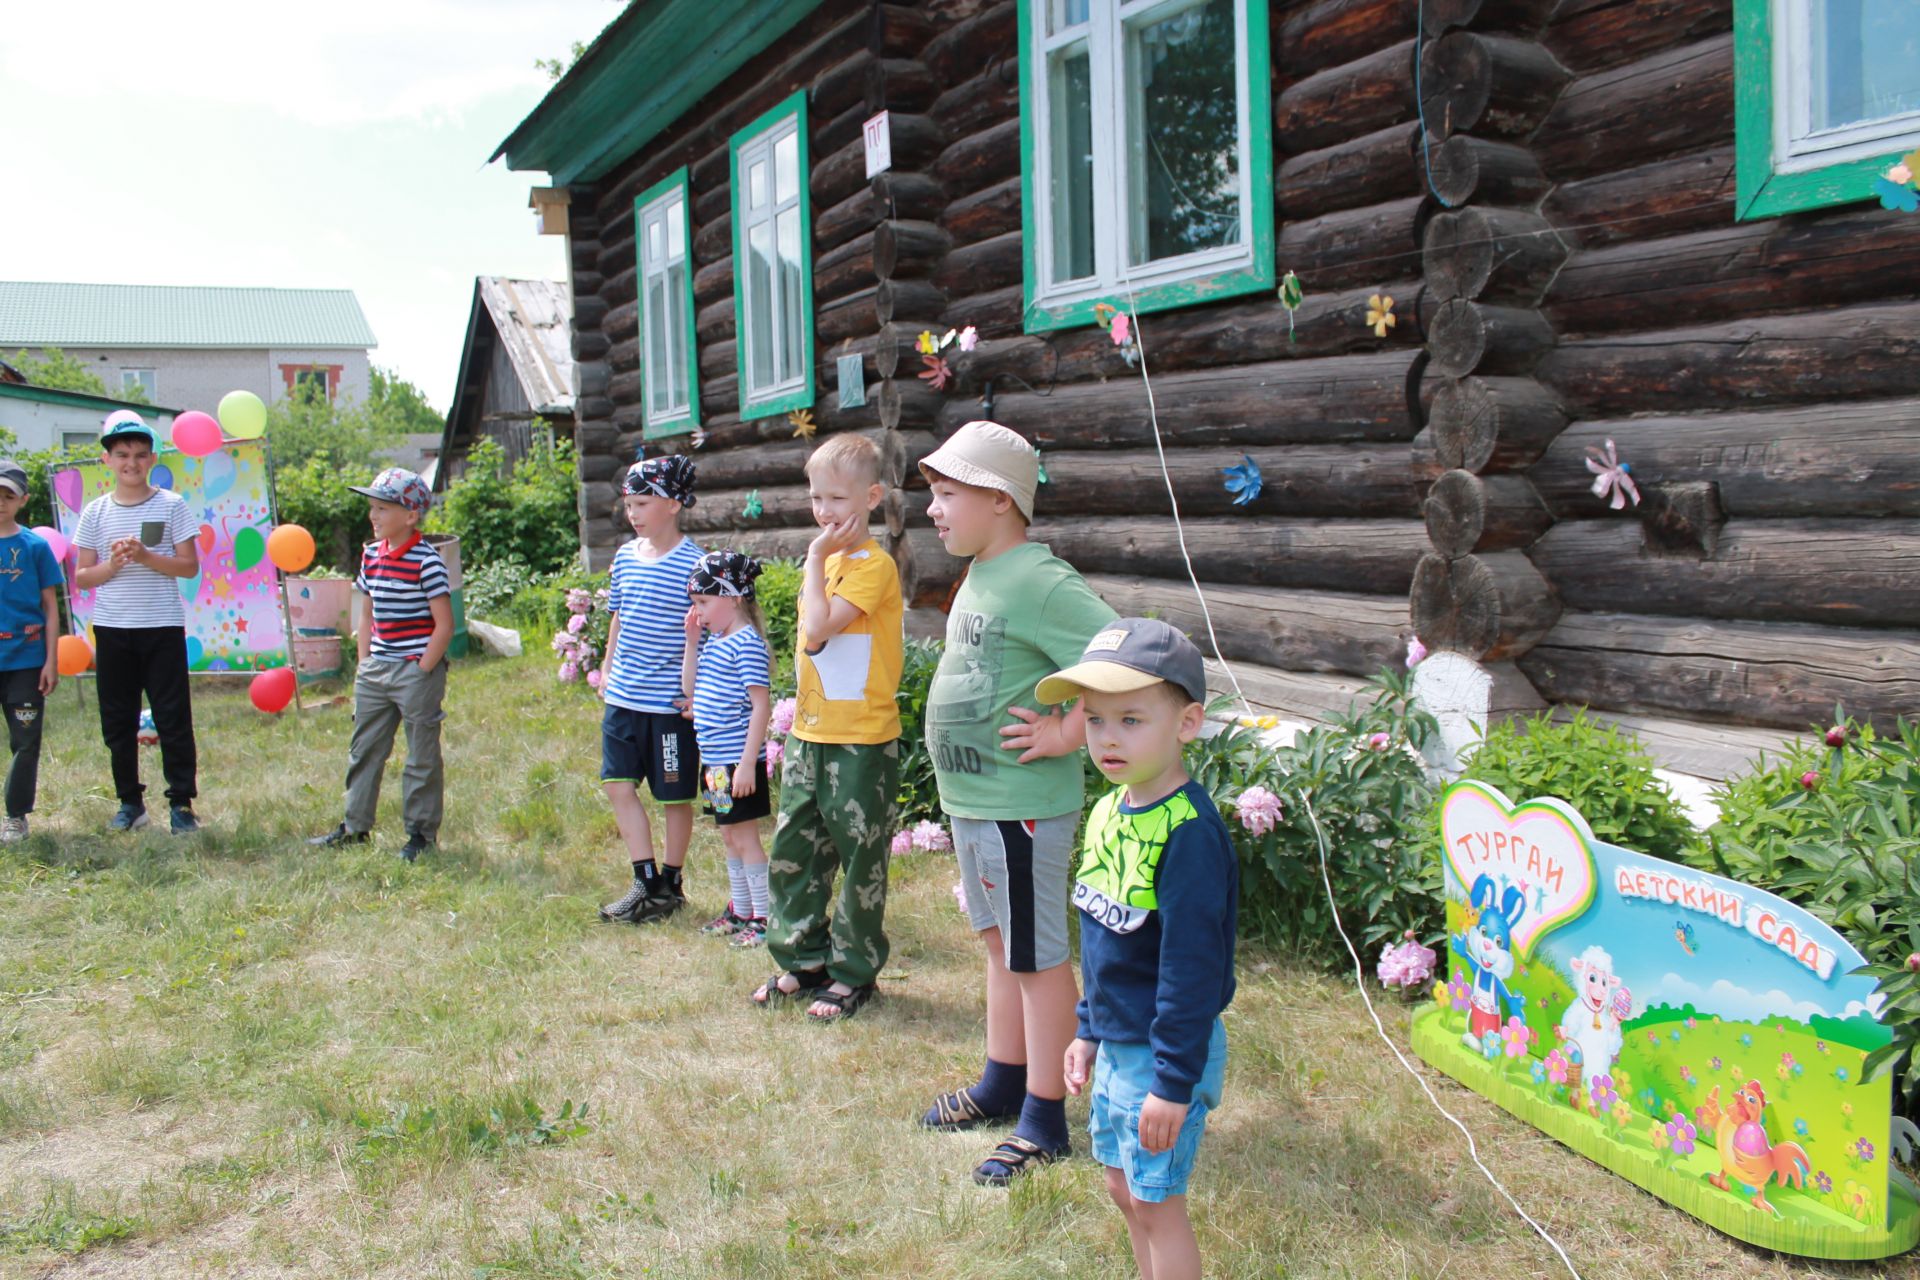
[751,434,903,1021]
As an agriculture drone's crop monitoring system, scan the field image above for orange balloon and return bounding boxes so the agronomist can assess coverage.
[267,523,317,574]
[57,634,93,676]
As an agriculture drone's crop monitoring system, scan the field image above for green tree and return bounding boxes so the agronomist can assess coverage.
[428,431,579,573]
[5,348,150,404]
[265,365,442,472]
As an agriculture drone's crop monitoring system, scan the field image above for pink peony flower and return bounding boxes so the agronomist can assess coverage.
[957,325,978,353]
[1799,770,1820,791]
[770,697,796,738]
[566,613,587,634]
[1907,953,1920,973]
[585,669,603,690]
[1825,726,1847,748]
[890,830,914,856]
[566,588,593,614]
[558,661,579,683]
[1111,313,1130,345]
[1377,934,1437,989]
[1235,785,1283,836]
[1405,636,1427,668]
[764,738,784,768]
[1368,732,1391,751]
[911,819,952,852]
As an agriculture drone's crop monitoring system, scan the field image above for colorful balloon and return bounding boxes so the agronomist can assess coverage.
[172,411,222,458]
[31,526,69,561]
[53,468,82,515]
[56,634,92,676]
[218,390,267,440]
[249,665,296,714]
[150,464,174,491]
[266,524,316,574]
[234,525,265,573]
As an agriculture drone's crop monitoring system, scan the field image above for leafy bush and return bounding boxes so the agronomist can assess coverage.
[755,557,802,685]
[1684,714,1920,1117]
[462,557,545,623]
[5,347,148,403]
[274,451,377,574]
[892,638,944,826]
[1457,709,1697,854]
[428,435,579,574]
[1,439,95,531]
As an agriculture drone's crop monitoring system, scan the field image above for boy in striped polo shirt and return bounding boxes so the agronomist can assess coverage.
[308,468,451,862]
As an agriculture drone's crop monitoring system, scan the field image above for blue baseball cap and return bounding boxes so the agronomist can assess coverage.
[100,410,157,448]
[348,467,432,513]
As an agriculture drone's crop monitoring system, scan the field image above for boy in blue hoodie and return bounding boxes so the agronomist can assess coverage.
[1039,618,1237,1280]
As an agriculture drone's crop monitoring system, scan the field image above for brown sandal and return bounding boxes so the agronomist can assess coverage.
[750,968,829,1007]
[972,1134,1069,1187]
[921,1086,1013,1131]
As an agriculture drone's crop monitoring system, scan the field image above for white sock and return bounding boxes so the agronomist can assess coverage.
[725,856,747,917]
[745,862,770,921]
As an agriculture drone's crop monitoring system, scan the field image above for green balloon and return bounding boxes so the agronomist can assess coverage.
[234,526,265,572]
[218,389,268,440]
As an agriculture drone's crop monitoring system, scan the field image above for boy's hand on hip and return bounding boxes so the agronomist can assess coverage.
[1064,1038,1097,1097]
[999,705,1070,763]
[1138,1094,1188,1154]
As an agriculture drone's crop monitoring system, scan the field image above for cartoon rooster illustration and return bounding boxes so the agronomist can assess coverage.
[1695,1080,1809,1215]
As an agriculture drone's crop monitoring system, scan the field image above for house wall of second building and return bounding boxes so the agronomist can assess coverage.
[18,347,372,410]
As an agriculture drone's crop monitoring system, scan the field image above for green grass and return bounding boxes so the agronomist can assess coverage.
[1,655,1915,1277]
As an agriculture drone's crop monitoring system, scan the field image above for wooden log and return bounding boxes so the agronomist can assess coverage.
[819,325,917,386]
[933,228,1021,294]
[693,212,730,264]
[1428,375,1568,471]
[696,297,735,346]
[1427,300,1557,377]
[1424,470,1552,556]
[923,0,1016,85]
[1279,0,1417,77]
[684,483,820,533]
[817,172,948,255]
[875,377,941,430]
[1034,443,1421,518]
[1532,400,1920,520]
[1276,40,1417,156]
[1545,0,1731,75]
[1423,208,1567,306]
[1536,301,1920,417]
[607,369,641,405]
[1419,32,1571,140]
[1546,207,1920,337]
[882,485,933,538]
[950,352,1421,450]
[817,100,876,168]
[693,182,730,227]
[811,115,947,209]
[699,338,734,382]
[595,297,629,342]
[871,171,948,219]
[1410,550,1561,661]
[1277,124,1421,222]
[816,287,880,346]
[865,322,920,380]
[1427,0,1559,32]
[1637,480,1725,557]
[1085,575,1410,677]
[693,255,733,311]
[814,229,880,303]
[1025,517,1431,595]
[700,375,737,419]
[1542,145,1736,249]
[1528,519,1920,627]
[876,278,948,327]
[720,525,833,563]
[934,118,1022,194]
[941,284,1022,336]
[1516,611,1920,730]
[607,336,640,375]
[927,61,1019,139]
[942,176,1022,248]
[866,57,941,115]
[865,3,935,58]
[1279,196,1425,291]
[1532,35,1731,182]
[874,220,951,281]
[893,525,965,609]
[574,330,611,364]
[691,427,928,492]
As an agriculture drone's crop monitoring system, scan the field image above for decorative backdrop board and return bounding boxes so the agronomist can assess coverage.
[51,441,290,672]
[1410,780,1918,1259]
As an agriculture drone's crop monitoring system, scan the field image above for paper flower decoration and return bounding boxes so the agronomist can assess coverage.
[743,490,764,520]
[1222,454,1263,506]
[1278,270,1305,343]
[956,325,978,353]
[1366,293,1396,338]
[689,428,708,450]
[1875,151,1920,212]
[788,409,816,439]
[1092,303,1139,366]
[1584,439,1640,510]
[919,354,953,390]
[915,328,962,391]
[1035,449,1049,486]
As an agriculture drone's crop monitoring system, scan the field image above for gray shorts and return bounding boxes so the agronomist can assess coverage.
[951,812,1079,973]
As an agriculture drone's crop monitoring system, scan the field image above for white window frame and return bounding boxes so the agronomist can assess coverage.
[1028,0,1259,314]
[121,368,157,400]
[637,177,695,434]
[1773,0,1920,174]
[730,96,812,418]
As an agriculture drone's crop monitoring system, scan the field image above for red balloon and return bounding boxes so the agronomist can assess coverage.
[249,666,297,714]
[172,411,223,458]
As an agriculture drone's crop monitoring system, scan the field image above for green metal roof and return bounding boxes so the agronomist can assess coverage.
[491,0,825,185]
[0,282,377,350]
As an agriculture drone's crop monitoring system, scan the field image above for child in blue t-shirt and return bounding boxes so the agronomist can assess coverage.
[0,461,64,842]
[679,550,774,945]
[596,456,705,925]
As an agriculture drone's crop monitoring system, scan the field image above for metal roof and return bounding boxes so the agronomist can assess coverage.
[0,282,378,349]
[438,277,575,487]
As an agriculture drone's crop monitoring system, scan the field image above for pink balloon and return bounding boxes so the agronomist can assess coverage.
[31,526,69,561]
[172,411,223,458]
[53,468,82,515]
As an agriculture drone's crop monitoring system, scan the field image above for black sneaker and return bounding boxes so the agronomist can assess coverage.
[599,881,650,922]
[397,831,432,863]
[169,806,201,836]
[108,802,148,832]
[307,823,370,848]
[628,891,683,925]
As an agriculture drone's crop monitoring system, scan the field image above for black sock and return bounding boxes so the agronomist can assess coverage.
[632,859,657,887]
[1012,1092,1070,1153]
[661,864,684,895]
[970,1057,1026,1116]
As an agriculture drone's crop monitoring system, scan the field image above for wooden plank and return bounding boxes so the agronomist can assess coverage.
[1084,574,1409,677]
[1532,35,1732,182]
[1554,707,1798,783]
[1038,443,1421,518]
[1027,516,1430,595]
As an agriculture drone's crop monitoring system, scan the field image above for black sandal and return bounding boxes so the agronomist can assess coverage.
[972,1134,1069,1187]
[921,1086,1014,1131]
[751,968,829,1007]
[804,982,876,1022]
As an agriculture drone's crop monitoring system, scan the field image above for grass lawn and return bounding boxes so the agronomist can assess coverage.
[0,654,1911,1278]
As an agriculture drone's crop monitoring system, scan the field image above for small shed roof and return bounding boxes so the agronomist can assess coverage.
[438,278,575,486]
[0,282,378,350]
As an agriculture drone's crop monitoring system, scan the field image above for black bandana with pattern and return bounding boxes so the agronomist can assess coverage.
[624,454,697,506]
[688,550,762,598]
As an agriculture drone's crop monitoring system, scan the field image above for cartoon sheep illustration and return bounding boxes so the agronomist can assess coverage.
[1555,945,1632,1107]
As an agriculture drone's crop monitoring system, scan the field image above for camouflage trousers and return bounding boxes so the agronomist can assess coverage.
[767,738,900,987]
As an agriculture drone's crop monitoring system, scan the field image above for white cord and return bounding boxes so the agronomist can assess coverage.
[1114,275,1585,1280]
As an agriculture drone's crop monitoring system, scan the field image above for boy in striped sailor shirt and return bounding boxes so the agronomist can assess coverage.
[309,468,451,862]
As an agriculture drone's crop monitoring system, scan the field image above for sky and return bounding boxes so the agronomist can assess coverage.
[0,0,623,412]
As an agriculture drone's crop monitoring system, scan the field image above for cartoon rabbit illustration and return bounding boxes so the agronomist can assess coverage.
[1453,873,1527,1052]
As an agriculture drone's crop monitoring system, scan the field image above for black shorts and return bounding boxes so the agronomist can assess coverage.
[600,705,699,802]
[702,757,771,826]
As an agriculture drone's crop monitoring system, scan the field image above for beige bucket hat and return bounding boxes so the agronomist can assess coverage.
[918,420,1038,521]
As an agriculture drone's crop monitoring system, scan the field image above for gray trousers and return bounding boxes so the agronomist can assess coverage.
[344,657,446,840]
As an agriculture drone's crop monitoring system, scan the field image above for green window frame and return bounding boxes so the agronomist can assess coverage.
[729,90,815,420]
[634,168,699,438]
[1017,0,1273,334]
[1735,0,1920,219]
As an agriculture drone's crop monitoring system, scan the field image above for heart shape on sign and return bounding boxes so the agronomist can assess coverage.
[1439,780,1598,959]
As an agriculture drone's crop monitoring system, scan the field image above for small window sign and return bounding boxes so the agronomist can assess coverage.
[837,354,867,409]
[862,110,892,179]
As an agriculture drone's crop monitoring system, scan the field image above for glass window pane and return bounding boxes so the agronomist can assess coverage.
[747,220,776,392]
[774,129,799,205]
[1125,0,1242,266]
[748,157,769,209]
[665,196,685,260]
[646,216,664,266]
[776,206,806,383]
[1050,0,1090,33]
[1048,40,1096,283]
[1809,0,1920,131]
[645,276,669,415]
[666,260,689,411]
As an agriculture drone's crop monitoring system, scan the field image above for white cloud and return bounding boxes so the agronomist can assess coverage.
[1641,973,1855,1025]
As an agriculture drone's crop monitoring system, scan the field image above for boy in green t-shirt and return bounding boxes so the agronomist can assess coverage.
[916,420,1117,1186]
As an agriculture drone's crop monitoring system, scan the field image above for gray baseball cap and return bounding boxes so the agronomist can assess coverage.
[1034,617,1208,708]
[0,462,27,497]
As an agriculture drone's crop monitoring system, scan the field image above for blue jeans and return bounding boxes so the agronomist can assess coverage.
[1087,1018,1227,1203]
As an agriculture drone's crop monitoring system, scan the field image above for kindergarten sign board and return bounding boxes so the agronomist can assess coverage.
[1411,780,1918,1260]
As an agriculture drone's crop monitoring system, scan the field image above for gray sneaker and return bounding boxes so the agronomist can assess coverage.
[108,803,148,832]
[0,816,26,843]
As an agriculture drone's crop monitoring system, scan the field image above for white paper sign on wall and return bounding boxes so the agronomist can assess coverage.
[863,111,892,179]
[837,354,867,409]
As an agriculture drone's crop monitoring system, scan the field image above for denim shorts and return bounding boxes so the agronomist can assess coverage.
[1088,1019,1227,1203]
